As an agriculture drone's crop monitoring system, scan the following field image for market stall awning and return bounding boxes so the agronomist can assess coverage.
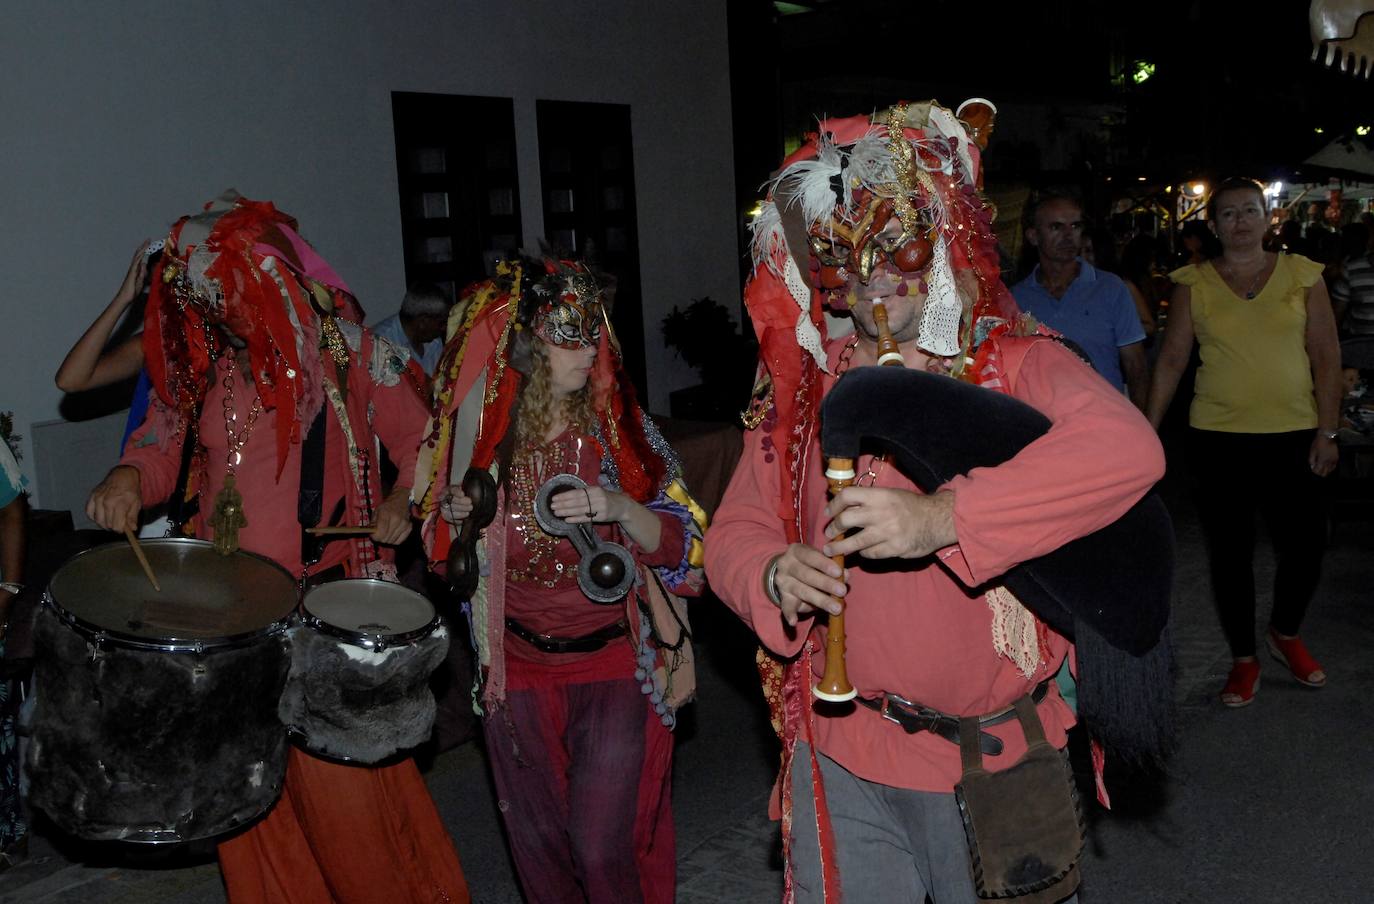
[1303,136,1374,178]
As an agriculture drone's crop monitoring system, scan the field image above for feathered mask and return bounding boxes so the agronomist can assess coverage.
[739,101,1016,527]
[522,261,606,350]
[143,190,364,474]
[748,100,1010,363]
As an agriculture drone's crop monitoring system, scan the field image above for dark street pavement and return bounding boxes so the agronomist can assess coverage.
[1,471,1371,903]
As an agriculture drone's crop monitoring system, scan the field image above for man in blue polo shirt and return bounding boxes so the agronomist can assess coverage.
[1013,194,1149,411]
[370,282,452,376]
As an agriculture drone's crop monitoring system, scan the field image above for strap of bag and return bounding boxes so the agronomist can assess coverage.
[959,693,1050,774]
[298,407,327,566]
[958,714,984,775]
[1013,695,1048,746]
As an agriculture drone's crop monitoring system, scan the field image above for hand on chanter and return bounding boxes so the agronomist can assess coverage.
[438,486,474,525]
[86,465,142,534]
[769,543,846,627]
[823,487,957,560]
[371,488,413,545]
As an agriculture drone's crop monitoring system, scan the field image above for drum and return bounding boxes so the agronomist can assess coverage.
[278,579,449,764]
[27,538,297,844]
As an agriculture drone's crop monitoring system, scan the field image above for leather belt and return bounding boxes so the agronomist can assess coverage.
[855,679,1053,757]
[505,617,627,654]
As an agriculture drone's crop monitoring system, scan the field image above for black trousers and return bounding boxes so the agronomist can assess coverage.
[1187,428,1328,658]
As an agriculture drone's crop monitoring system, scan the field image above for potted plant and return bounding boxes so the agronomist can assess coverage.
[661,298,757,422]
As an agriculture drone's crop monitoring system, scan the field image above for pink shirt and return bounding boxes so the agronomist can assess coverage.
[705,338,1165,791]
[125,340,428,578]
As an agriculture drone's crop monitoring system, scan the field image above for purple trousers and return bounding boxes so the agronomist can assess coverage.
[483,643,675,904]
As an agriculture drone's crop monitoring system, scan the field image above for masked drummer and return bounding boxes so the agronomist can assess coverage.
[84,192,469,904]
[705,102,1170,903]
[413,258,705,904]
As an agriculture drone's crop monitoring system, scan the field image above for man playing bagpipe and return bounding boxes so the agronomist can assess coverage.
[706,101,1173,904]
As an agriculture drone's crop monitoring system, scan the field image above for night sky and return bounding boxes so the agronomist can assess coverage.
[730,1,1374,191]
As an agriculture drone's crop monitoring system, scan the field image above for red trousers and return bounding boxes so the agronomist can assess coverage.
[485,643,675,904]
[218,748,469,903]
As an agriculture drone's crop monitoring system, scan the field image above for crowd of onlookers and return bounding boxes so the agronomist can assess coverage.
[1017,197,1374,447]
[1011,181,1359,712]
[1018,200,1374,343]
[1104,204,1374,342]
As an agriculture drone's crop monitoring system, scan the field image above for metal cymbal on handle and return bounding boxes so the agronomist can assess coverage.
[534,473,637,603]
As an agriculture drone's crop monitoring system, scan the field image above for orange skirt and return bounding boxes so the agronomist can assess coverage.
[218,748,469,904]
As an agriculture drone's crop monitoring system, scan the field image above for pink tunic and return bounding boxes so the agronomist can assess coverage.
[705,338,1165,791]
[123,335,428,578]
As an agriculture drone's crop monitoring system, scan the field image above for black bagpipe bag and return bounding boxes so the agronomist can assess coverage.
[821,366,1176,763]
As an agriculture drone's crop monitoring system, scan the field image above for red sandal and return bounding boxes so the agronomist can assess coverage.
[1266,630,1327,687]
[1220,659,1260,708]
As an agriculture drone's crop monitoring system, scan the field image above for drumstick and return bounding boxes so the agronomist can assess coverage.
[124,529,161,592]
[305,524,378,536]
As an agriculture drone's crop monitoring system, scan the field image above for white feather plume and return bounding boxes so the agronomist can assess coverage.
[749,199,786,275]
[770,136,845,232]
[843,133,896,202]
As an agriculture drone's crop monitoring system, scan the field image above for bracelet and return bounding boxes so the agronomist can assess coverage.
[763,554,783,606]
[1319,430,1339,442]
[0,582,21,595]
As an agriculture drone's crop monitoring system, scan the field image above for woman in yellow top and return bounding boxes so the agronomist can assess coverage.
[1147,177,1342,708]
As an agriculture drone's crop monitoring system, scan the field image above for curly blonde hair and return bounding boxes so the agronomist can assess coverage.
[514,340,594,451]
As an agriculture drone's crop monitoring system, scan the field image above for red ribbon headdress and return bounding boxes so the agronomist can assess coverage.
[143,191,364,475]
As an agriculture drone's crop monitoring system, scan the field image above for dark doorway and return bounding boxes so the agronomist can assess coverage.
[391,92,523,301]
[535,100,646,399]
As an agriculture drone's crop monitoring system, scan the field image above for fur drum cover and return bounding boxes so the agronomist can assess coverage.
[278,623,449,764]
[27,606,291,843]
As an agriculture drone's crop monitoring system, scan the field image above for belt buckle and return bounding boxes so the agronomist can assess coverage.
[873,692,1009,755]
[880,693,930,735]
[877,696,904,729]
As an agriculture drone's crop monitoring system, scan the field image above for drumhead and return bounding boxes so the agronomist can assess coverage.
[47,538,297,649]
[302,580,435,638]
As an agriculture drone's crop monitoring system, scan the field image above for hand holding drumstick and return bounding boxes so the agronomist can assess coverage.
[123,529,160,592]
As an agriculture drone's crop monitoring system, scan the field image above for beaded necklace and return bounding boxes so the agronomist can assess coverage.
[507,431,580,587]
[209,357,261,555]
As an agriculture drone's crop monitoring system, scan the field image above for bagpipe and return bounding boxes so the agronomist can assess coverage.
[817,306,1175,762]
